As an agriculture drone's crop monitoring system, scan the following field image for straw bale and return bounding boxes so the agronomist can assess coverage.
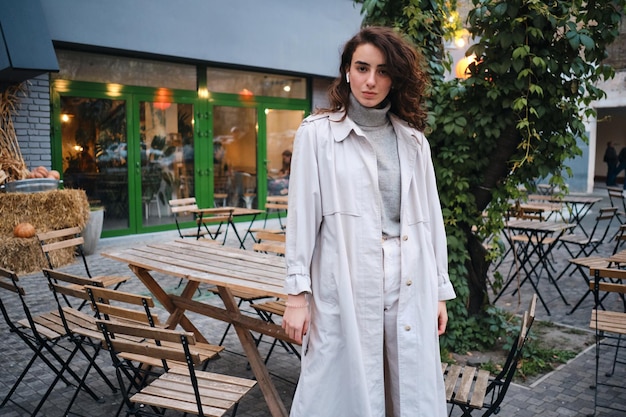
[0,189,89,274]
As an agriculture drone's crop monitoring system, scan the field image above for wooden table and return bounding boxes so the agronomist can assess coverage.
[496,219,575,315]
[102,239,294,417]
[192,207,264,248]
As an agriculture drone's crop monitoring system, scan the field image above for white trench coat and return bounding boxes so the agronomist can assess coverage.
[285,110,456,417]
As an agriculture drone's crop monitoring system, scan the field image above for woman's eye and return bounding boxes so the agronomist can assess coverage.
[357,66,368,72]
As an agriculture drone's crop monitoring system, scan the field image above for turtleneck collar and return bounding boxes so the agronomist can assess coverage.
[347,93,390,128]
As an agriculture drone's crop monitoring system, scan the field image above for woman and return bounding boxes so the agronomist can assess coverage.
[282,26,456,417]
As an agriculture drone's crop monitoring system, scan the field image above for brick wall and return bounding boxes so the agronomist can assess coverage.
[12,74,52,171]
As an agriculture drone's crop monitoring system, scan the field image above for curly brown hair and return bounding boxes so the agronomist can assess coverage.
[319,26,430,131]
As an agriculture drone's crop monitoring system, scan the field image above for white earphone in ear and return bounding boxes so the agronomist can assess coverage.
[346,73,350,83]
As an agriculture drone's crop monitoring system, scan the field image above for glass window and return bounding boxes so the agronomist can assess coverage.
[266,109,304,196]
[207,67,306,99]
[53,50,196,90]
[60,96,129,231]
[213,106,258,208]
[139,101,195,226]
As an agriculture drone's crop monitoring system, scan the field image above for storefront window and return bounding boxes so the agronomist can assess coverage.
[139,101,195,225]
[207,67,306,99]
[53,50,196,90]
[60,96,129,231]
[213,106,258,208]
[266,109,304,196]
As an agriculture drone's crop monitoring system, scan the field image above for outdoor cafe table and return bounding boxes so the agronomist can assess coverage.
[191,206,264,248]
[528,194,602,236]
[495,219,575,315]
[102,239,293,417]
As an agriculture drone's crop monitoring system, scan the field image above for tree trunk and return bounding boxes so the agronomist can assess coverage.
[466,125,522,312]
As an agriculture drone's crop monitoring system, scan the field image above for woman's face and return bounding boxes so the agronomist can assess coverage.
[347,43,392,108]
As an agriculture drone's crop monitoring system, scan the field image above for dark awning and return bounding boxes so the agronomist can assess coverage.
[0,0,59,85]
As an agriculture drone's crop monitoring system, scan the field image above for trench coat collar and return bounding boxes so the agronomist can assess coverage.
[328,110,423,147]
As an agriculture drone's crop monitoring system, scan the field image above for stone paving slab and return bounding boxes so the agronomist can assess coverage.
[1,191,626,416]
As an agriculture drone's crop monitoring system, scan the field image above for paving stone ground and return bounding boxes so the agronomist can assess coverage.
[1,186,625,416]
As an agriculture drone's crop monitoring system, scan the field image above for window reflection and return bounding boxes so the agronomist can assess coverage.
[140,102,194,225]
[266,109,304,196]
[207,67,306,99]
[213,106,257,208]
[61,96,129,230]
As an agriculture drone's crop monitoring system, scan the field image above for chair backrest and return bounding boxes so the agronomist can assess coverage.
[607,187,626,210]
[507,203,544,221]
[42,268,104,332]
[253,230,286,255]
[255,231,286,243]
[169,197,199,238]
[97,320,204,413]
[37,226,92,277]
[486,294,537,414]
[0,267,30,334]
[587,206,618,244]
[612,224,626,254]
[85,286,160,327]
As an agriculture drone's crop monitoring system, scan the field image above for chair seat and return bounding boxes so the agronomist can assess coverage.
[92,275,131,288]
[442,362,491,410]
[568,256,610,268]
[560,235,598,246]
[252,299,286,316]
[252,242,285,255]
[129,364,256,416]
[511,235,557,245]
[120,339,224,367]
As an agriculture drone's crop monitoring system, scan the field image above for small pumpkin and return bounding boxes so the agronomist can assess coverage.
[13,222,36,238]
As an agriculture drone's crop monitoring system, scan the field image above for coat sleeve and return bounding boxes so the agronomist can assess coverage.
[284,118,324,295]
[422,136,456,301]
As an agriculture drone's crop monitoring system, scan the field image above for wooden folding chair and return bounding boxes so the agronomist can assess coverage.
[97,320,257,417]
[250,195,288,235]
[248,232,300,364]
[85,285,224,368]
[37,226,130,296]
[588,267,626,416]
[252,230,286,256]
[607,187,626,225]
[41,268,122,414]
[444,294,537,416]
[0,267,112,416]
[169,197,210,239]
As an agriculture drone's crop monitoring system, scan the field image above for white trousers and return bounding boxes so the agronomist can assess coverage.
[382,237,401,417]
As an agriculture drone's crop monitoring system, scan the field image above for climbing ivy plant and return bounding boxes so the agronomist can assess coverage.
[355,0,626,352]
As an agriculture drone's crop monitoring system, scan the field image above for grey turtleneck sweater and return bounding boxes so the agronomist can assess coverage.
[348,95,401,238]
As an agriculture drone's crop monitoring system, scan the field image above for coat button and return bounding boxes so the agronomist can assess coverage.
[406,280,412,286]
[402,235,408,241]
[404,325,411,331]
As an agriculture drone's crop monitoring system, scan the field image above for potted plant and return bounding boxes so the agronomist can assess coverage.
[82,204,104,255]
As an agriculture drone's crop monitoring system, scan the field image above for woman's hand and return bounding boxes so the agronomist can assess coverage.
[437,301,448,336]
[282,293,310,344]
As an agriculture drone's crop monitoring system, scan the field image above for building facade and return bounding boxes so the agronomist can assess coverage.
[4,0,362,237]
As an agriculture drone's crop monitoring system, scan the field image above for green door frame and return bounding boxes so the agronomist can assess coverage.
[51,79,309,237]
